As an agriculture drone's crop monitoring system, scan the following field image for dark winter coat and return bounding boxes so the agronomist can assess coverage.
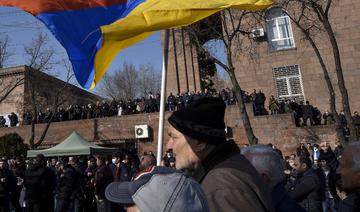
[338,193,360,212]
[319,150,338,171]
[0,168,16,199]
[194,141,273,212]
[55,165,78,199]
[94,164,113,198]
[272,182,306,212]
[296,147,310,159]
[24,164,57,203]
[9,113,18,127]
[318,168,339,201]
[287,168,322,212]
[301,104,314,117]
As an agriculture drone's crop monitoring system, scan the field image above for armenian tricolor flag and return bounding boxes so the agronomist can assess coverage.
[0,0,272,89]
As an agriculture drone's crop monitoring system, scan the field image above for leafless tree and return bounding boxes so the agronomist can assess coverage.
[137,63,161,96]
[0,74,24,104]
[0,35,13,69]
[27,59,74,149]
[22,32,72,148]
[278,0,357,143]
[25,32,55,73]
[186,10,261,144]
[100,62,160,100]
[0,35,23,104]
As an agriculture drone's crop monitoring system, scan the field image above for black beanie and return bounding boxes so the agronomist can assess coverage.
[168,97,226,144]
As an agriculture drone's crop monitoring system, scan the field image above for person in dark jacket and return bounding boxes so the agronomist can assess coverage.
[84,157,97,212]
[166,97,273,212]
[0,159,16,212]
[319,142,338,171]
[336,142,360,212]
[242,145,306,212]
[339,111,347,127]
[55,163,78,212]
[302,101,314,126]
[94,156,113,212]
[0,116,6,127]
[11,157,26,212]
[24,154,57,212]
[319,159,339,212]
[313,107,322,125]
[287,157,323,212]
[296,143,310,159]
[323,110,335,125]
[334,142,344,160]
[9,112,19,127]
[114,155,131,182]
[167,92,176,112]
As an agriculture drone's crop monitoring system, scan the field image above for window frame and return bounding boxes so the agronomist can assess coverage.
[266,8,296,51]
[272,64,305,102]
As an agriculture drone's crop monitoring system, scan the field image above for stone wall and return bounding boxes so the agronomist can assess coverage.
[0,67,25,116]
[0,104,337,157]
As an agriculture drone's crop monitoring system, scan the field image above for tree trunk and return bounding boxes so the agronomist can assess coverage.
[323,18,357,143]
[293,21,346,144]
[29,84,37,149]
[34,116,53,148]
[228,69,258,144]
[29,121,36,149]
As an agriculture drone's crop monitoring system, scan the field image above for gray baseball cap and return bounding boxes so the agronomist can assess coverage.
[105,166,209,212]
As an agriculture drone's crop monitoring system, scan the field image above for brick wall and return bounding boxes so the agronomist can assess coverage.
[165,0,360,114]
[0,104,338,157]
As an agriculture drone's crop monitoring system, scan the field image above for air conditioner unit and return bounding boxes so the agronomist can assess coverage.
[135,125,149,139]
[251,28,265,38]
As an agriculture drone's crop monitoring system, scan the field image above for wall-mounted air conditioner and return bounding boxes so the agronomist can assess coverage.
[251,28,265,38]
[135,125,149,139]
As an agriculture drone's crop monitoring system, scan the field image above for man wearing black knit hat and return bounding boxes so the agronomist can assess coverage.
[166,97,273,212]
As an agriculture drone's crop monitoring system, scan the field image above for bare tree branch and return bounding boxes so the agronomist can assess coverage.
[0,35,13,69]
[185,10,259,144]
[24,32,55,73]
[282,0,357,143]
[0,77,24,103]
[325,0,333,17]
[98,62,160,100]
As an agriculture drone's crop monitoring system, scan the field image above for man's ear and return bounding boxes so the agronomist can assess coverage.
[194,141,207,152]
[188,136,207,152]
[301,163,307,170]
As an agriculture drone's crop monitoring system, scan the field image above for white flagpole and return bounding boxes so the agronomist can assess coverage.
[157,29,170,165]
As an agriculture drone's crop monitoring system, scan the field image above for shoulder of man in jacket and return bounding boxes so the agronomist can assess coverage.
[201,154,273,212]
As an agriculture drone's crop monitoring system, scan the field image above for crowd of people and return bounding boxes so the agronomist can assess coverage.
[2,87,359,132]
[0,113,19,128]
[267,96,360,128]
[0,148,176,212]
[1,97,359,212]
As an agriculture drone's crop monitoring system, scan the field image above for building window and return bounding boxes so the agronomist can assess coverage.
[266,8,295,51]
[273,65,305,102]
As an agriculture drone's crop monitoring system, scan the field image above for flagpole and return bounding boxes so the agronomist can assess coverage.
[156,29,170,165]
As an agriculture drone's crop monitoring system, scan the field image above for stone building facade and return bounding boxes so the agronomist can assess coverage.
[165,29,201,95]
[166,0,360,114]
[0,65,103,124]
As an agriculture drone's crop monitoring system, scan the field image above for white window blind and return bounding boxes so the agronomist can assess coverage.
[273,65,305,102]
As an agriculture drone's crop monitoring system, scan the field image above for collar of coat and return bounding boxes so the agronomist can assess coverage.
[193,140,240,182]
